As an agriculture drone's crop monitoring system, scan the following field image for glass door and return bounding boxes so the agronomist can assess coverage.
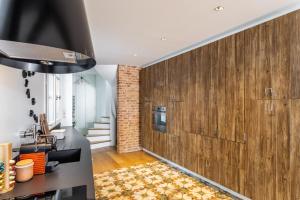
[46,74,62,126]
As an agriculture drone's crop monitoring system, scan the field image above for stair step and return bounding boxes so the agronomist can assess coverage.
[88,128,110,130]
[94,123,110,129]
[88,129,110,136]
[98,118,110,123]
[90,141,112,149]
[86,133,110,137]
[100,116,110,118]
[89,139,111,144]
[87,135,110,142]
[94,122,110,124]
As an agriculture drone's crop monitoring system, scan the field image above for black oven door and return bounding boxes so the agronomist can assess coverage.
[153,106,166,133]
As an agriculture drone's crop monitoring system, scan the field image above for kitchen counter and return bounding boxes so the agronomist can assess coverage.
[1,127,95,200]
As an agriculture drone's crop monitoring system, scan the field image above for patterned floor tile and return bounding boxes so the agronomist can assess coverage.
[94,161,233,200]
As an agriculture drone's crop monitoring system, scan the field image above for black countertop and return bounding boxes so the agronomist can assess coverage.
[1,127,95,200]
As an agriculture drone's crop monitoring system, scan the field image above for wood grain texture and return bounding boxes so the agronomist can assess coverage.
[92,147,156,174]
[196,44,211,135]
[245,100,276,200]
[140,9,300,200]
[141,102,153,151]
[223,33,245,142]
[290,12,300,99]
[290,100,300,200]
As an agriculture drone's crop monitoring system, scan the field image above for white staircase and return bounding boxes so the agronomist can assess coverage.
[86,116,112,149]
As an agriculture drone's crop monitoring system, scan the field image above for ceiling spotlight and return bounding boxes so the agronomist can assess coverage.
[133,54,137,57]
[214,6,224,11]
[161,36,167,41]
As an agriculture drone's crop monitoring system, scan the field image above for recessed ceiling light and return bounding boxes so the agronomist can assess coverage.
[133,54,137,57]
[214,6,224,11]
[40,60,54,65]
[161,36,167,41]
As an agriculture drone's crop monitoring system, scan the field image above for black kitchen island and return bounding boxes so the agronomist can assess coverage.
[1,127,95,200]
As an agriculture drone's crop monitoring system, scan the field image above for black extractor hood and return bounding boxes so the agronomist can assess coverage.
[0,0,96,74]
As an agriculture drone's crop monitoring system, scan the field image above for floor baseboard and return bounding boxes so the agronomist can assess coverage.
[142,148,250,200]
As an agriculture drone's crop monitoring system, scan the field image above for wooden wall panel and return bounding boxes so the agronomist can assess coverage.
[195,45,211,135]
[167,56,184,101]
[141,102,153,151]
[167,101,184,137]
[139,9,300,200]
[152,61,167,105]
[223,33,245,142]
[274,100,291,199]
[273,16,290,100]
[290,100,300,200]
[245,100,276,200]
[209,40,226,139]
[253,17,290,100]
[182,51,197,134]
[290,12,300,99]
[141,67,153,102]
[255,21,274,100]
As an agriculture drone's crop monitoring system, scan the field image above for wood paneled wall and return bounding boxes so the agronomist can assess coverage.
[140,10,300,199]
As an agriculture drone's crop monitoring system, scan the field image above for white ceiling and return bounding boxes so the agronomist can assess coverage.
[84,0,300,67]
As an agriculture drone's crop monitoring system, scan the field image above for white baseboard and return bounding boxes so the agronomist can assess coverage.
[142,148,251,200]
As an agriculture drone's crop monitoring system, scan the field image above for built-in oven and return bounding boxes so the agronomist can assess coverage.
[153,106,166,133]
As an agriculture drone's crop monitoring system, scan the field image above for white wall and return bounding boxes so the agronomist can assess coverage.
[0,66,45,148]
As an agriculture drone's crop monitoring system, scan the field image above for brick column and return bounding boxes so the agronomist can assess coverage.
[117,65,141,153]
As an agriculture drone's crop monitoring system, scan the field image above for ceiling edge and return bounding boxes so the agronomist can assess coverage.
[142,2,300,68]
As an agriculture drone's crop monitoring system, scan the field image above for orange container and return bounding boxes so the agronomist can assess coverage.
[19,152,46,175]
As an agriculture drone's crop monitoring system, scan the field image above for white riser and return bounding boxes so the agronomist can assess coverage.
[94,123,110,129]
[91,142,112,149]
[88,129,110,135]
[98,118,110,123]
[87,135,110,142]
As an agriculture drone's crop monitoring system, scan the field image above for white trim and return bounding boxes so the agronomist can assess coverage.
[142,148,251,200]
[142,2,300,68]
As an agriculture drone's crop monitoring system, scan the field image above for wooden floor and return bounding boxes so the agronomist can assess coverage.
[92,147,157,174]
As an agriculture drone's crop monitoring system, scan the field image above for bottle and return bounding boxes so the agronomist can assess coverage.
[0,143,15,194]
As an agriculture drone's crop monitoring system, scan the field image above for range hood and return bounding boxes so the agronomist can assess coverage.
[0,0,96,74]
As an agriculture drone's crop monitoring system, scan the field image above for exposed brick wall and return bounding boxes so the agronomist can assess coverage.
[117,65,141,153]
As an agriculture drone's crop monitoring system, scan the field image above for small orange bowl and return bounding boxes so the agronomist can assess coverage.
[15,159,34,182]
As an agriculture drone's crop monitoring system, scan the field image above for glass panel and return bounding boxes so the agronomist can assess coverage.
[47,74,55,124]
[55,75,61,123]
[72,73,97,135]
